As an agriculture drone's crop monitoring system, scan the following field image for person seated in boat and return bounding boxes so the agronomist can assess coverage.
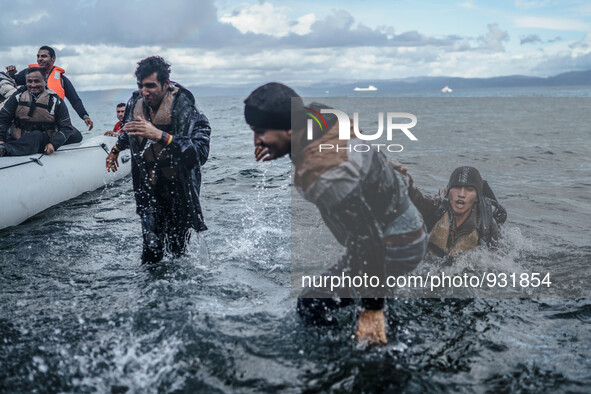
[104,103,126,136]
[6,45,91,142]
[0,67,76,157]
[395,164,507,257]
[0,71,17,111]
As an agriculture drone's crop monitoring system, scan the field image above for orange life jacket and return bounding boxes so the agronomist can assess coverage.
[28,64,66,99]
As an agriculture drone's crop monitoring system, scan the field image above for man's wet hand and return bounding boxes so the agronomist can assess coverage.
[44,143,55,155]
[356,309,387,346]
[124,120,163,141]
[255,144,272,162]
[106,152,119,172]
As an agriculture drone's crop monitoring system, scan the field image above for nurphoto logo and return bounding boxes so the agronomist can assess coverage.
[304,108,418,153]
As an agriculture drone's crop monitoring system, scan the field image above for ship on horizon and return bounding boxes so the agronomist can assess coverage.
[354,85,378,92]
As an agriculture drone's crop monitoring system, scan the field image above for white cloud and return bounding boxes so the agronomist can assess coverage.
[458,1,476,9]
[220,3,315,37]
[514,0,550,10]
[11,12,49,26]
[515,16,590,31]
[1,1,588,90]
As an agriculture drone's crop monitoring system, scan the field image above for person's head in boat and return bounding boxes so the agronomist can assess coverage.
[36,46,56,74]
[134,56,170,110]
[116,103,126,122]
[25,67,47,96]
[446,166,483,223]
[244,82,302,161]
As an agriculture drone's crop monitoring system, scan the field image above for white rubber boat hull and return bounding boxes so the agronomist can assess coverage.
[0,135,131,230]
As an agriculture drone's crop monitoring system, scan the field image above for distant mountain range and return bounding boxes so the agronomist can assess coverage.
[299,69,591,95]
[78,69,591,99]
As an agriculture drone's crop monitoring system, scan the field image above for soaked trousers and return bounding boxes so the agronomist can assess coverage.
[297,226,428,326]
[139,177,192,264]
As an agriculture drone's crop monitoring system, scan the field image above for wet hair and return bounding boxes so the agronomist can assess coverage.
[25,67,47,80]
[116,103,126,108]
[244,82,303,131]
[39,46,56,59]
[135,56,170,86]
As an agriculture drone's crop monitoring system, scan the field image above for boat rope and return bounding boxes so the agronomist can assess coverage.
[55,144,109,154]
[0,153,45,170]
[0,144,109,171]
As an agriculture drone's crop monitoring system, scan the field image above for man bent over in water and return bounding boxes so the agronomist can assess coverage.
[244,83,428,345]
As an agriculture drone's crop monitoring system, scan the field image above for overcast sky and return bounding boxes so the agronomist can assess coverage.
[2,0,591,91]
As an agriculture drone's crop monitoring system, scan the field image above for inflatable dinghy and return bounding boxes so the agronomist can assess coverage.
[0,135,131,230]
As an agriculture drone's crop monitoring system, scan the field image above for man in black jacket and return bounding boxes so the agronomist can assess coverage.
[0,67,75,157]
[106,56,211,264]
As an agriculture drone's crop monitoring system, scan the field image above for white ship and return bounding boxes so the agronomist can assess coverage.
[354,85,378,92]
[441,86,453,93]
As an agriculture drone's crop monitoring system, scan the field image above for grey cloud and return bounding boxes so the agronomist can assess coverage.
[520,34,542,45]
[56,47,80,57]
[569,33,591,50]
[532,51,591,75]
[520,34,562,45]
[278,9,461,48]
[0,0,252,49]
[454,40,473,51]
[1,1,487,56]
[478,24,509,52]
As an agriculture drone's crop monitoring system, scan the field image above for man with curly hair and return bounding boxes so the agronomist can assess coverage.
[106,56,211,264]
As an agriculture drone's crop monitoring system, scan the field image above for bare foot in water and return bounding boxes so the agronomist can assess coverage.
[356,309,387,345]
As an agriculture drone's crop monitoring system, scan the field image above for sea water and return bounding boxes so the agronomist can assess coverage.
[0,86,590,392]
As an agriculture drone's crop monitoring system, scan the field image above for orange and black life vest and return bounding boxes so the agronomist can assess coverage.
[28,64,66,99]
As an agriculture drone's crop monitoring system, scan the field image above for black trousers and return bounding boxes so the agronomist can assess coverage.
[297,226,428,326]
[140,213,190,264]
[139,176,192,264]
[3,129,83,156]
[67,127,83,144]
[3,131,49,156]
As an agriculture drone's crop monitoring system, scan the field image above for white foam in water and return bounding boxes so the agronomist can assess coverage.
[74,331,187,392]
[409,225,537,297]
[453,226,533,274]
[223,168,290,271]
[185,231,212,268]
